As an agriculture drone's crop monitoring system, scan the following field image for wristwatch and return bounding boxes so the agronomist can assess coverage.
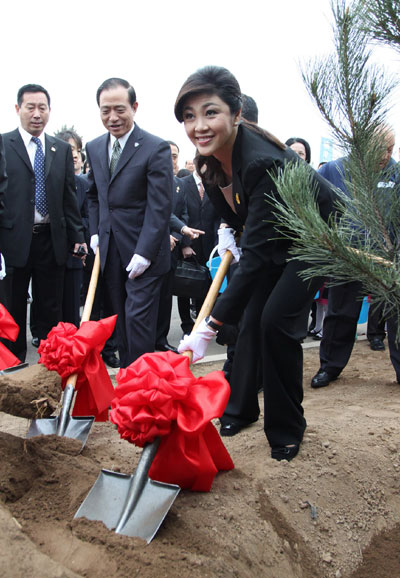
[205,316,220,332]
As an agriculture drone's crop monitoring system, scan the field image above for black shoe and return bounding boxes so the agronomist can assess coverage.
[102,352,120,368]
[271,444,299,462]
[369,338,385,351]
[311,369,338,389]
[220,423,242,437]
[31,337,40,348]
[155,343,178,354]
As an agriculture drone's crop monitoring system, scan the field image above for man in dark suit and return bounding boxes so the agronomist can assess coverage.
[178,171,220,335]
[0,135,6,280]
[86,77,173,368]
[0,84,86,362]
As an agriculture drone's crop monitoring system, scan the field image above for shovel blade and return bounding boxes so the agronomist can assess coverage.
[27,415,94,448]
[75,468,180,543]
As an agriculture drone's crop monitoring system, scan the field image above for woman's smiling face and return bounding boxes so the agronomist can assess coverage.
[182,93,240,162]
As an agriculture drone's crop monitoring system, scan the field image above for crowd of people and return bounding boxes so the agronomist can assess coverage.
[0,67,398,462]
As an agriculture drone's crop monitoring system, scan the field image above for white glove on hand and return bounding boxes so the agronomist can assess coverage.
[217,227,240,263]
[126,254,151,279]
[177,318,217,362]
[90,234,99,254]
[0,253,6,280]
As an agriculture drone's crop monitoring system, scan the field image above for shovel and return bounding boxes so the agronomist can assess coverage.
[74,250,234,542]
[27,250,101,448]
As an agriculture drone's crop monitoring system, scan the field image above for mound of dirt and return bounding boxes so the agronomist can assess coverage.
[0,363,61,419]
[1,340,400,577]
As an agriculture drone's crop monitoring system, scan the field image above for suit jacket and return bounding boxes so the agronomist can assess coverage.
[210,124,337,324]
[180,174,220,265]
[66,174,89,270]
[0,129,84,267]
[86,124,172,276]
[0,135,6,221]
[170,176,188,236]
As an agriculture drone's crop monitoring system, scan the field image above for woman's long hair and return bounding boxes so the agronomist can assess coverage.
[175,66,286,186]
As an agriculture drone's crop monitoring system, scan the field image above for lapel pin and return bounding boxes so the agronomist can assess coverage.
[235,193,241,204]
[134,142,140,147]
[176,186,180,192]
[51,146,56,152]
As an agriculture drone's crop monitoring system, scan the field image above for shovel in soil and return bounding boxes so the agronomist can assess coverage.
[74,251,234,542]
[27,250,101,448]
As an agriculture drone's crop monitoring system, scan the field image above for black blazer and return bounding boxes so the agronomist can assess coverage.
[210,124,336,324]
[66,174,89,270]
[0,135,6,221]
[0,129,84,267]
[86,124,173,276]
[180,173,220,265]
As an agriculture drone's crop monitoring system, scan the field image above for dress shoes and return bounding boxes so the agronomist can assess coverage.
[369,338,385,351]
[155,342,178,354]
[102,352,120,368]
[311,369,338,389]
[271,444,299,462]
[220,422,242,437]
[31,337,40,348]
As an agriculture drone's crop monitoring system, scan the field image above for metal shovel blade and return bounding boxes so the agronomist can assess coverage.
[0,362,29,375]
[74,439,180,543]
[27,414,95,447]
[27,382,94,449]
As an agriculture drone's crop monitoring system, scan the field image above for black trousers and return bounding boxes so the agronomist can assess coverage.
[221,259,323,448]
[0,226,64,362]
[367,302,386,341]
[320,281,400,378]
[103,234,162,368]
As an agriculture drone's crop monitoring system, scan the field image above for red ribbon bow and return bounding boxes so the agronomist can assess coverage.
[38,316,117,421]
[0,303,21,369]
[110,351,234,492]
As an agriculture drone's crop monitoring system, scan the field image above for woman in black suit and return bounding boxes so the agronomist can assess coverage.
[176,66,336,461]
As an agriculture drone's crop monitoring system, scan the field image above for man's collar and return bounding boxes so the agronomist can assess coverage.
[18,126,45,148]
[109,124,135,150]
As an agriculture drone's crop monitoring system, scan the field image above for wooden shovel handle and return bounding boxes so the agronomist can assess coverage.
[65,249,101,389]
[183,250,234,364]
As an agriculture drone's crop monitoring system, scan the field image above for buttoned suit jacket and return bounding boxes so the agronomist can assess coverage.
[0,129,84,267]
[85,124,172,276]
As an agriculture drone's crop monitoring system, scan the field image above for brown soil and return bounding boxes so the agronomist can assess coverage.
[1,340,400,578]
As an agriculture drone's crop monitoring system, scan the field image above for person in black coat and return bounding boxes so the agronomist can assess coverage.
[177,171,220,335]
[175,66,336,461]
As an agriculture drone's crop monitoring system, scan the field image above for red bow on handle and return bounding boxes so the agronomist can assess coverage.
[110,351,234,492]
[38,316,117,421]
[0,303,21,370]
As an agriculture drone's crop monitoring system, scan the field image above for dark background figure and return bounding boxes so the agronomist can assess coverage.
[86,77,172,368]
[178,171,220,335]
[0,84,85,361]
[0,135,6,280]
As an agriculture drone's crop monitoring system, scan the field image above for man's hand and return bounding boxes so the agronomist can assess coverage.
[181,225,205,240]
[72,243,88,263]
[217,227,240,263]
[126,254,151,279]
[90,234,99,254]
[182,246,196,258]
[170,235,178,251]
[178,318,218,362]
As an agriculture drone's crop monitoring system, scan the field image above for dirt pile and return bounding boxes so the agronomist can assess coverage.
[1,340,400,577]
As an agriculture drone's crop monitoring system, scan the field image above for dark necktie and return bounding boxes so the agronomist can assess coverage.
[31,137,48,216]
[110,139,122,176]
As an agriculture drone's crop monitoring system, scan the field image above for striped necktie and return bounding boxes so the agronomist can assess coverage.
[110,139,122,176]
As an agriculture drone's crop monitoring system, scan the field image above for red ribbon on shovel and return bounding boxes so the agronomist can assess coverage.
[110,350,234,492]
[38,315,117,421]
[0,303,21,370]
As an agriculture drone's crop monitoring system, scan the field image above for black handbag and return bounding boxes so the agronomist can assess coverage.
[172,258,212,299]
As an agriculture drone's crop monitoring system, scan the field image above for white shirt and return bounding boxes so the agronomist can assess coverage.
[19,126,49,223]
[108,124,135,163]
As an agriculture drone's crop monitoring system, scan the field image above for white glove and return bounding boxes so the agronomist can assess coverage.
[217,227,240,263]
[126,253,151,279]
[0,253,6,280]
[178,318,217,362]
[90,234,99,254]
